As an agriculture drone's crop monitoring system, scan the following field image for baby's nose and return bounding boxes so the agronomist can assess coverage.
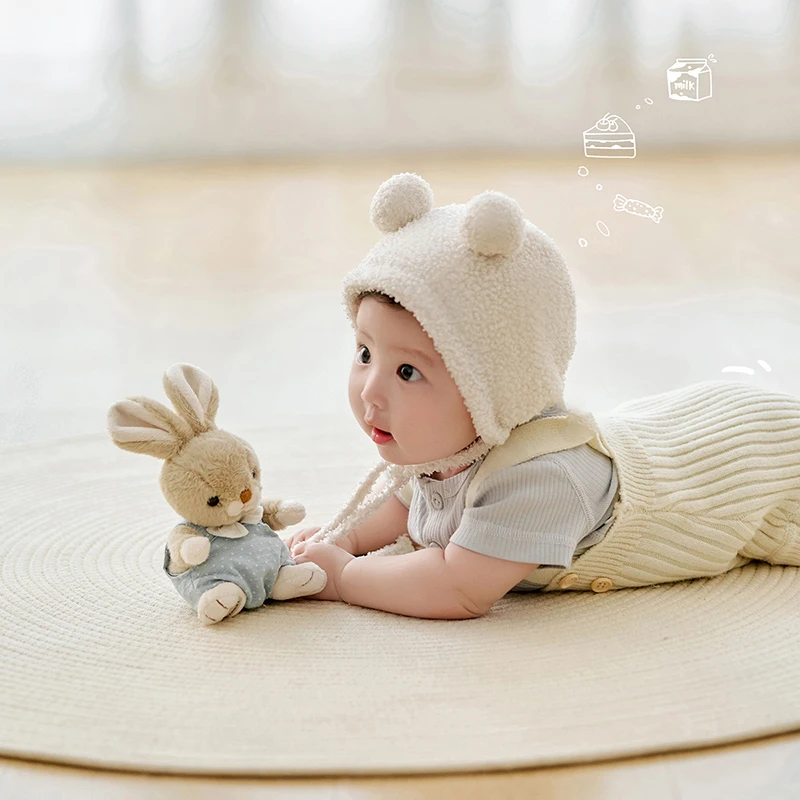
[240,489,252,504]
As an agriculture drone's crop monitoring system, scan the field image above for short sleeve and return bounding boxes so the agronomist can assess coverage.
[450,456,595,568]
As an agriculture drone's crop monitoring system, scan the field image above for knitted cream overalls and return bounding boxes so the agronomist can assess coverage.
[398,380,800,593]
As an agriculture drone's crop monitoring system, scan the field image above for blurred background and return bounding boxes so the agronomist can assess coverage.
[1,0,799,158]
[0,0,799,451]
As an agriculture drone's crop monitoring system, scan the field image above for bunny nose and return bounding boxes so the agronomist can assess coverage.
[240,489,252,504]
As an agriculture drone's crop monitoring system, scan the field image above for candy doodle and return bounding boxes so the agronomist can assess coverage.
[613,194,663,224]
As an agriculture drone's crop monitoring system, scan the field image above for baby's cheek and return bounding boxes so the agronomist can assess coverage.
[347,375,363,413]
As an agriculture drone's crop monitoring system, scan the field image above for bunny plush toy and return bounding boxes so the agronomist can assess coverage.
[107,363,327,625]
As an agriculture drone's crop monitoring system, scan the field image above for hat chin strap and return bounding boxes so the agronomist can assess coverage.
[310,437,492,546]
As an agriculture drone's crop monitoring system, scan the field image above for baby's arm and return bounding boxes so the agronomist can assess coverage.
[286,493,409,555]
[338,543,539,620]
[349,493,410,555]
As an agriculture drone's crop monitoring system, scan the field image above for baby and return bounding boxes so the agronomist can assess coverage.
[288,172,800,619]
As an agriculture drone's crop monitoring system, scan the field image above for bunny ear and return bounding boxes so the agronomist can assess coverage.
[162,363,219,434]
[107,397,194,459]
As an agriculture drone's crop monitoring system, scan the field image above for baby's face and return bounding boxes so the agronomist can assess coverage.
[348,297,477,468]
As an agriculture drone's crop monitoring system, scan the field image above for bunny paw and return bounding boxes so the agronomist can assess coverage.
[181,535,211,566]
[273,500,306,528]
[197,582,247,625]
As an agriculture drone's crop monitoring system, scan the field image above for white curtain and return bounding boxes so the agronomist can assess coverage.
[0,0,797,160]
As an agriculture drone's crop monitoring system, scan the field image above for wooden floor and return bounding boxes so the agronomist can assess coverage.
[0,729,799,799]
[1,150,799,797]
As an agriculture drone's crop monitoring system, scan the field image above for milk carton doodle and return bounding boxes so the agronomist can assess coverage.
[667,58,712,101]
[583,113,636,158]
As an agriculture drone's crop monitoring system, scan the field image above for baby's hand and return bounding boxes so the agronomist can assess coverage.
[284,526,321,555]
[286,526,355,557]
[293,542,355,602]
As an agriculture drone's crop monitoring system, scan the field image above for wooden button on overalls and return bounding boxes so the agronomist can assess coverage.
[558,573,579,589]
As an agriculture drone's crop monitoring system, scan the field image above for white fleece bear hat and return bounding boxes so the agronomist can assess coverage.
[312,173,577,546]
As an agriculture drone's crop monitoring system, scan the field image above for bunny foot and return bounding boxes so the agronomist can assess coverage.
[270,563,327,600]
[197,582,247,625]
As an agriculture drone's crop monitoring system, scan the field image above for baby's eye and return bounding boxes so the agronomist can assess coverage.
[356,345,422,383]
[207,496,220,507]
[355,344,371,365]
[398,364,422,383]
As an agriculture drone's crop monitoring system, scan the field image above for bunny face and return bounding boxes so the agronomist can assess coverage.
[160,430,263,527]
[108,363,266,530]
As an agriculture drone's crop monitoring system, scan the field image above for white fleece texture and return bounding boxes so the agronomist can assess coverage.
[345,174,575,449]
[313,173,577,545]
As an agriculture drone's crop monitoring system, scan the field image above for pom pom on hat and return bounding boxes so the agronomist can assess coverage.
[370,173,434,233]
[463,190,525,256]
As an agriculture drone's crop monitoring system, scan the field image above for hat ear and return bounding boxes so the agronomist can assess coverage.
[162,363,219,435]
[107,397,194,459]
[370,173,434,233]
[463,190,525,257]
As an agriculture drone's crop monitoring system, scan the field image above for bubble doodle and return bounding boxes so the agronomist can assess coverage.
[578,238,588,247]
[645,97,653,105]
[578,166,589,177]
[596,221,611,237]
[596,184,602,190]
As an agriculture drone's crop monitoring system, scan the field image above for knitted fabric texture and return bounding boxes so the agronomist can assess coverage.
[539,380,800,591]
[528,381,799,590]
[313,173,576,545]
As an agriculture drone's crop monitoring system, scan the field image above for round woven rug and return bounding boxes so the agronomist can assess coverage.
[1,416,799,776]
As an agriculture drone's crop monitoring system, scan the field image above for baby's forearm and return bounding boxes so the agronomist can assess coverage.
[338,547,482,620]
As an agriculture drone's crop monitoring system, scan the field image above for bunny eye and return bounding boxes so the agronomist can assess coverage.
[207,496,220,507]
[251,470,257,478]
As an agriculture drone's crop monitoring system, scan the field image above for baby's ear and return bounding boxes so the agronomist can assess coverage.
[162,363,219,435]
[107,397,194,459]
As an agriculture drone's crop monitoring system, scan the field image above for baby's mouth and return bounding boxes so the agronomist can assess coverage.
[370,427,394,444]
